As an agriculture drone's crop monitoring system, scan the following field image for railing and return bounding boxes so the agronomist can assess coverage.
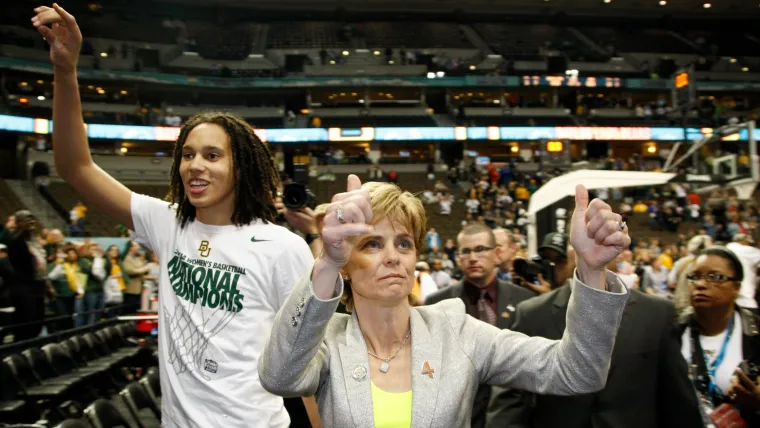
[0,302,141,356]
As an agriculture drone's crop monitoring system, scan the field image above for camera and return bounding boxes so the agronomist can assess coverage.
[513,256,555,286]
[282,164,316,210]
[283,182,316,210]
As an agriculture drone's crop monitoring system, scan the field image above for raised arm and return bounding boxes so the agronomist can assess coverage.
[33,4,133,230]
[259,174,373,396]
[471,185,631,394]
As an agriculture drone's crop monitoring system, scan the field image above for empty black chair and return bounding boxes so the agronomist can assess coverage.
[97,328,140,361]
[138,370,160,411]
[83,333,112,359]
[60,338,86,366]
[74,335,120,370]
[108,326,142,356]
[85,333,130,367]
[3,354,72,400]
[84,399,133,428]
[0,360,39,424]
[42,343,106,389]
[119,382,160,428]
[55,419,92,428]
[21,348,84,388]
[70,336,102,366]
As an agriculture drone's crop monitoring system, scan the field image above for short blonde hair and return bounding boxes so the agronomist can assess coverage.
[362,181,426,250]
[340,181,427,312]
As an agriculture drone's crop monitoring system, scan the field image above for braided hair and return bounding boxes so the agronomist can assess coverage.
[167,112,280,228]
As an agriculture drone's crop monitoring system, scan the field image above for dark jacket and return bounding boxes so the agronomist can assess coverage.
[425,278,536,428]
[0,226,45,295]
[678,307,760,426]
[0,257,14,306]
[486,286,704,428]
[424,278,535,330]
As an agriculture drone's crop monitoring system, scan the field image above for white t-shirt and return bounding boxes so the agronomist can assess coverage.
[465,198,480,214]
[681,312,743,395]
[439,198,452,215]
[131,193,313,428]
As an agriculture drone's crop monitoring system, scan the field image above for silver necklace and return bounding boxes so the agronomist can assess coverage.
[367,329,411,374]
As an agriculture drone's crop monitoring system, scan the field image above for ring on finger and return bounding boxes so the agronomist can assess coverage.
[336,205,347,224]
[617,221,626,232]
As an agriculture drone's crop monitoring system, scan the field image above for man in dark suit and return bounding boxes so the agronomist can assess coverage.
[486,234,704,428]
[425,223,535,428]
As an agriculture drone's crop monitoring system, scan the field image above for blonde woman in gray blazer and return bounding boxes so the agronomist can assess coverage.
[260,175,631,428]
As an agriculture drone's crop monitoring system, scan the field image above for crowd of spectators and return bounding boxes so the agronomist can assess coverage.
[407,158,760,304]
[0,211,160,342]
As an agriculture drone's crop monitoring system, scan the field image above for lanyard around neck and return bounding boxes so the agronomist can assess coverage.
[702,314,736,400]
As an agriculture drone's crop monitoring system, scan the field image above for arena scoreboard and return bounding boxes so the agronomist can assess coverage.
[672,66,696,111]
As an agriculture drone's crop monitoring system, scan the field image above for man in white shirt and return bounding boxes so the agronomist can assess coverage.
[727,234,760,309]
[34,6,314,426]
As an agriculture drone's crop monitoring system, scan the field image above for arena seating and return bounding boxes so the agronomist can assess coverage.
[578,27,696,54]
[77,17,179,45]
[683,30,760,57]
[44,182,168,237]
[474,24,592,60]
[0,319,157,426]
[0,179,27,222]
[266,22,350,49]
[363,22,473,49]
[187,23,261,61]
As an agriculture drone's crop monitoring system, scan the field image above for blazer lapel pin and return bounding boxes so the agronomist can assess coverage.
[422,361,434,378]
[352,364,367,381]
[502,304,516,319]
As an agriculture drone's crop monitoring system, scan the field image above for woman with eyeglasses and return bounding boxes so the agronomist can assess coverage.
[679,247,760,425]
[259,176,632,427]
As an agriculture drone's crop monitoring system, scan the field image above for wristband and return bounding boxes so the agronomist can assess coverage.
[305,233,321,245]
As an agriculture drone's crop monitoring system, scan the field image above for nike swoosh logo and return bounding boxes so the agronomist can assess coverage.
[251,237,271,243]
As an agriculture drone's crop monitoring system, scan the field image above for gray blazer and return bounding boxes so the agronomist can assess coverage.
[259,271,629,428]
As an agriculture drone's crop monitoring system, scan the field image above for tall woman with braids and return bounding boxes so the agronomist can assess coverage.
[32,5,315,428]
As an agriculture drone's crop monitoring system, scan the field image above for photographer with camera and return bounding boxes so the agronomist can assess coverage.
[276,166,325,259]
[274,172,327,428]
[487,232,702,428]
[512,233,576,296]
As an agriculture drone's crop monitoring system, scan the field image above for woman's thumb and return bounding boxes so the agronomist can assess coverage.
[574,184,589,213]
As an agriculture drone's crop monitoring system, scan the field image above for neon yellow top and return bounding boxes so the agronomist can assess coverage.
[371,381,413,428]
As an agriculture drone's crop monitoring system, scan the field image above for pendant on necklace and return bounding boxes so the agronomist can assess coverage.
[379,362,390,373]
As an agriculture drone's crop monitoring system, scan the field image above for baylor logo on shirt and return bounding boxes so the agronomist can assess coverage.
[198,240,211,257]
[166,250,246,313]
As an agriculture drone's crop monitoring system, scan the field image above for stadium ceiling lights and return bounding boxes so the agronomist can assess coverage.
[603,0,611,3]
[703,2,711,8]
[659,0,666,5]
[427,71,446,79]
